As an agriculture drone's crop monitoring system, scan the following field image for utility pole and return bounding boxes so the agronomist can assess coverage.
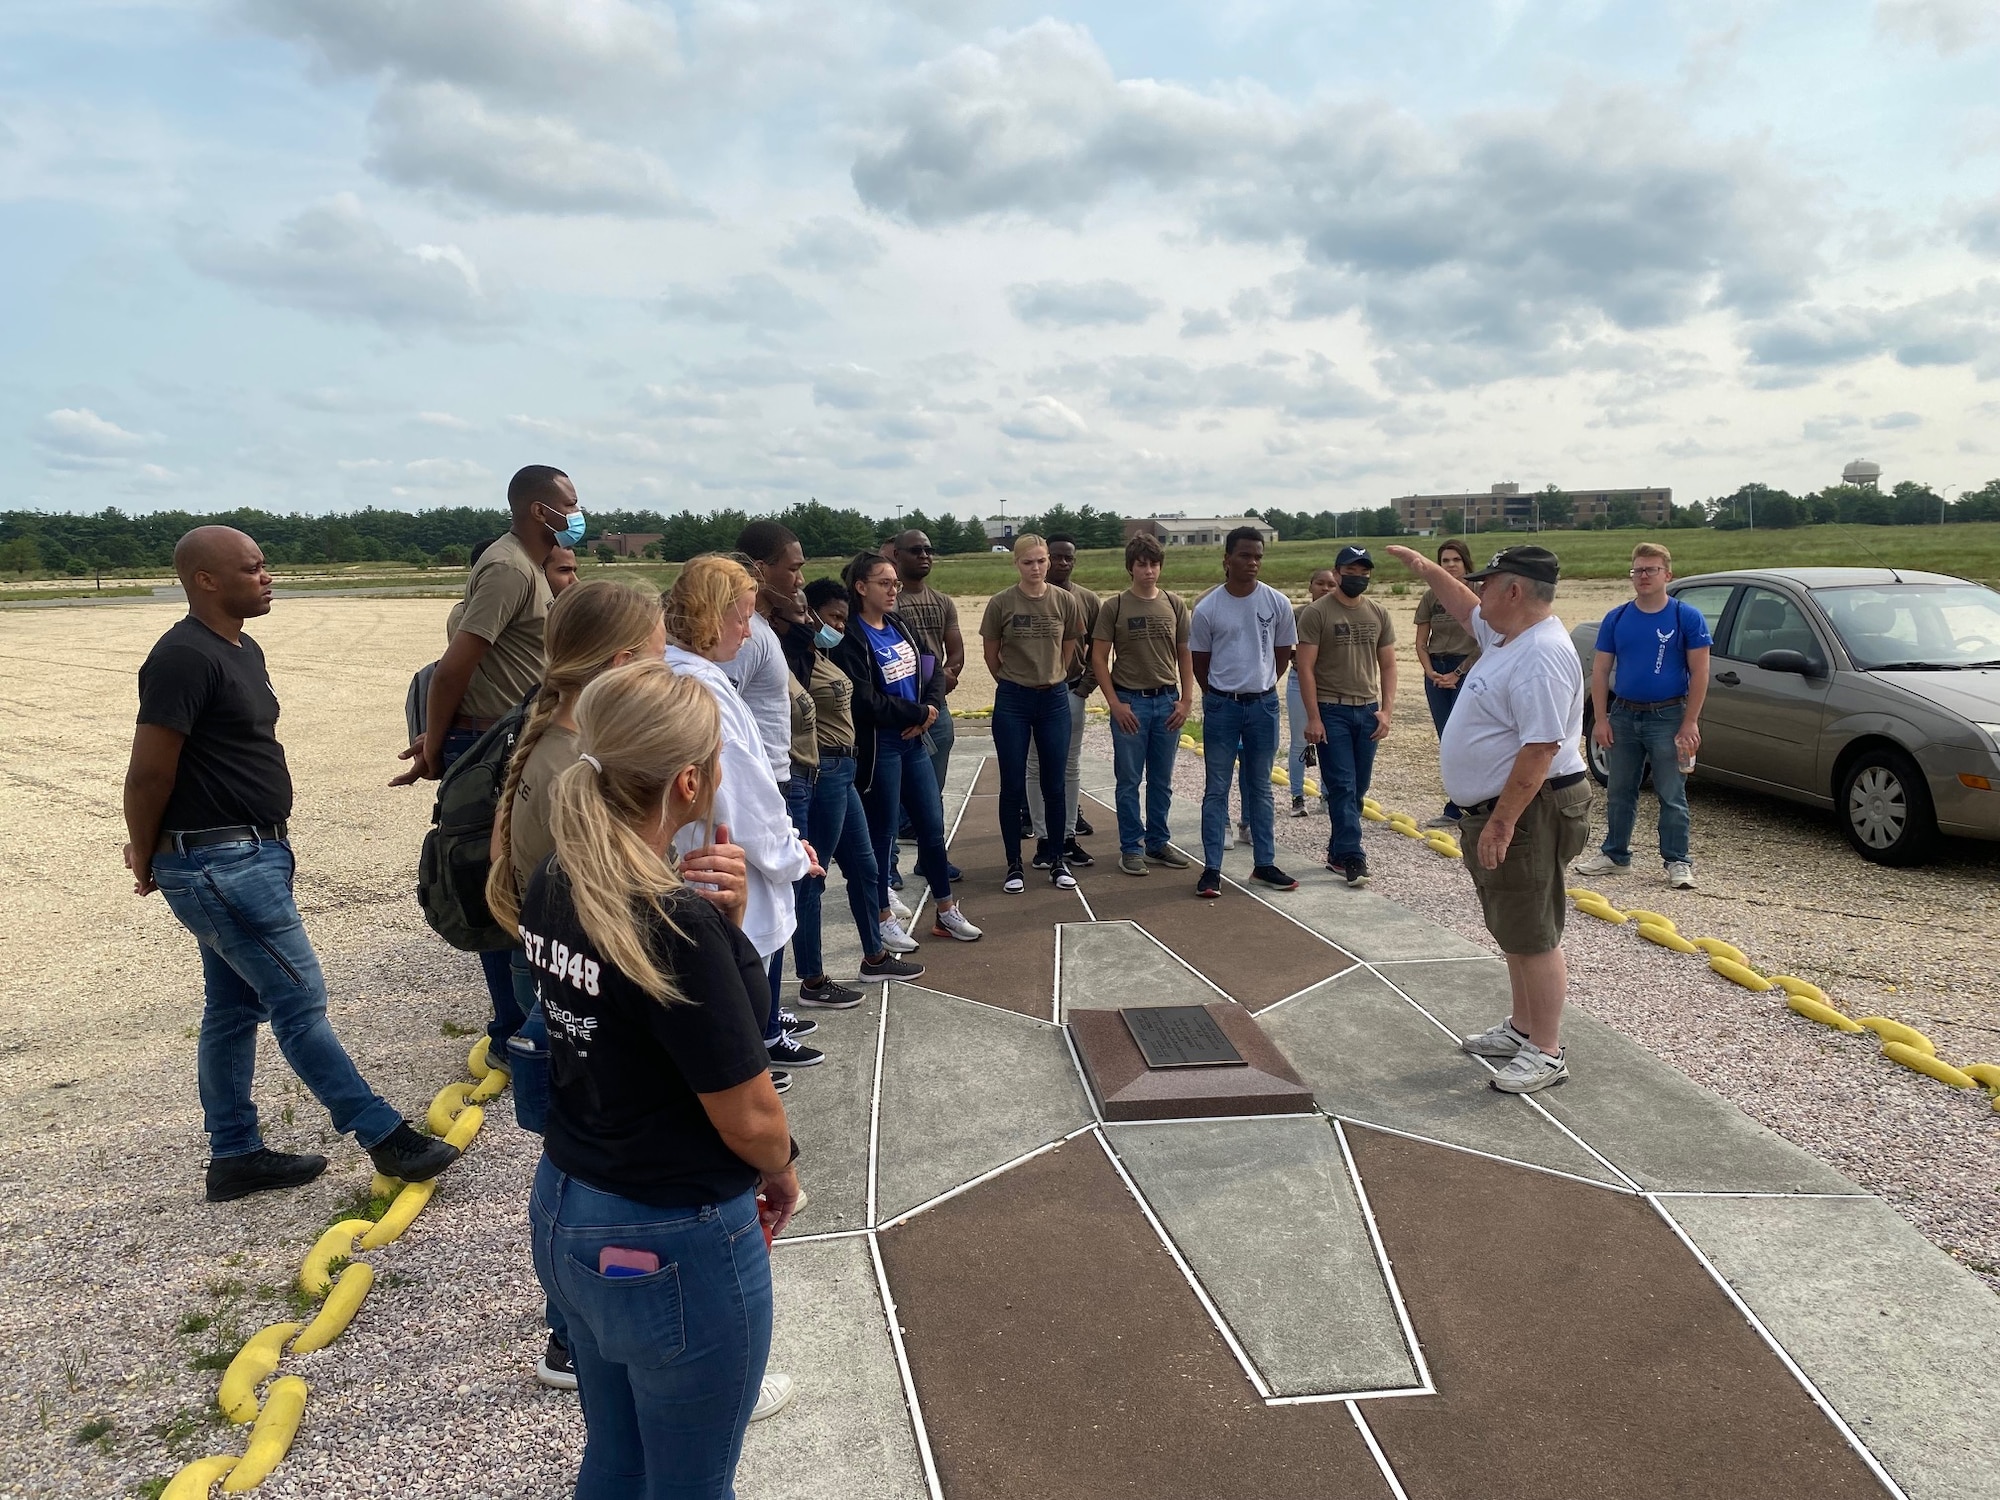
[1941,483,1959,525]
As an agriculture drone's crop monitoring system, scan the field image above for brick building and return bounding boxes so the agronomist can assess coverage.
[1390,483,1671,533]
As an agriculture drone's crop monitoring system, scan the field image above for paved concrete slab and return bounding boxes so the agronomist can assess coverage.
[874,984,1093,1222]
[1257,967,1628,1185]
[741,1235,927,1500]
[773,985,880,1239]
[1667,1193,2000,1500]
[1105,1116,1420,1396]
[1371,955,1514,1030]
[1212,842,1489,962]
[1056,920,1222,1017]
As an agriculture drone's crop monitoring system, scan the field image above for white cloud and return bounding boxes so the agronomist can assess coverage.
[1180,307,1230,339]
[1873,410,1923,429]
[999,395,1093,443]
[1741,281,2000,383]
[1876,0,2000,55]
[413,410,476,430]
[34,408,148,458]
[183,194,515,334]
[658,273,824,329]
[778,217,886,274]
[1036,352,1381,424]
[401,456,492,484]
[1960,194,2000,257]
[1006,279,1162,328]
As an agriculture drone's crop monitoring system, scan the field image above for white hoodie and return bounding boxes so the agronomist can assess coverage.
[665,645,810,960]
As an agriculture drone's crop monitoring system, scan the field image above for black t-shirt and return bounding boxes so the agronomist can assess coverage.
[136,616,293,831]
[519,862,770,1207]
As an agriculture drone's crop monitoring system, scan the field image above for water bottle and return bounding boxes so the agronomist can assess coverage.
[1677,747,1696,775]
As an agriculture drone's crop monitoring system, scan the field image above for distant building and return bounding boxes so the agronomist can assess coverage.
[1842,460,1882,490]
[596,532,662,557]
[1390,482,1671,533]
[982,518,1018,546]
[1123,515,1279,547]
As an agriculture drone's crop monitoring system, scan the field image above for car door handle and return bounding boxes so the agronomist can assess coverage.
[1715,671,1740,686]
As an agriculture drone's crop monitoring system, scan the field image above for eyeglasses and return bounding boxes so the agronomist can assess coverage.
[902,545,935,556]
[1629,567,1666,577]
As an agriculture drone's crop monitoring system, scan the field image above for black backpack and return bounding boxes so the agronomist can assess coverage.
[417,688,536,952]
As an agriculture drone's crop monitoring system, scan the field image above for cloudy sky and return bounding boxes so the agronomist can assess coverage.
[5,1,1999,524]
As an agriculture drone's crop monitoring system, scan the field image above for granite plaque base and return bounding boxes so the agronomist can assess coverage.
[1069,1004,1315,1121]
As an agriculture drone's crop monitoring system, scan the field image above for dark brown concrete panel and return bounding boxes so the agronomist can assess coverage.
[1068,1005,1314,1120]
[1345,1127,1888,1500]
[877,1140,1388,1500]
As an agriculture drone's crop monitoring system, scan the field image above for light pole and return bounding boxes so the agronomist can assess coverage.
[1941,484,1959,525]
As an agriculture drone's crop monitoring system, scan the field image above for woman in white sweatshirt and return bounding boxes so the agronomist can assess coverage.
[664,555,821,1080]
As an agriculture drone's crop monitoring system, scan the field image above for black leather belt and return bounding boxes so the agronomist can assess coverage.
[1460,772,1587,818]
[1206,687,1275,703]
[158,822,288,853]
[819,743,858,760]
[1117,685,1179,697]
[1612,695,1687,712]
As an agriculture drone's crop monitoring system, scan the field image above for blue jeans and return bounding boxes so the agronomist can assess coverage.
[530,1159,771,1500]
[801,754,881,974]
[151,838,402,1158]
[1602,704,1692,867]
[992,680,1072,867]
[441,726,527,1055]
[1422,654,1467,819]
[1201,690,1279,869]
[1111,690,1180,855]
[1317,702,1381,862]
[761,775,811,1039]
[865,731,952,909]
[505,951,550,1136]
[1285,671,1310,802]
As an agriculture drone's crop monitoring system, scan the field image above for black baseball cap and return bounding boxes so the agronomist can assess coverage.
[1334,545,1373,569]
[1463,544,1560,586]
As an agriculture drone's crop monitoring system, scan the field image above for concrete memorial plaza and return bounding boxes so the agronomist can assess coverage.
[747,742,1998,1500]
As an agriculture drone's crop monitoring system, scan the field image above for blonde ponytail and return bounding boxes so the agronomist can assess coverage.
[544,661,721,1005]
[488,580,663,929]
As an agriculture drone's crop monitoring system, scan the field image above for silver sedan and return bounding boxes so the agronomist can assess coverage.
[1571,567,2000,866]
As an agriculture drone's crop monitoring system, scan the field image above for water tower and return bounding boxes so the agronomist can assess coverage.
[1842,459,1882,490]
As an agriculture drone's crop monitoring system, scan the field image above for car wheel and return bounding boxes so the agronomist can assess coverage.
[1580,704,1648,789]
[1838,746,1939,867]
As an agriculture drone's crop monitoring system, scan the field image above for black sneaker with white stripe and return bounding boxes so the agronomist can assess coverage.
[536,1332,578,1391]
[796,978,864,1010]
[767,1033,824,1068]
[859,953,925,983]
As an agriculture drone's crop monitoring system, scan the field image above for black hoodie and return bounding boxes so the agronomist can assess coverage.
[828,609,949,795]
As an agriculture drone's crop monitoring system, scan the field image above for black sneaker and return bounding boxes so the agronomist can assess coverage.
[947,862,963,882]
[887,867,904,891]
[1031,842,1056,870]
[1003,864,1025,894]
[1251,864,1299,891]
[1145,844,1191,870]
[204,1148,329,1204]
[771,1070,792,1094]
[1073,813,1094,837]
[536,1332,578,1391]
[797,979,864,1009]
[1062,838,1094,868]
[859,953,925,983]
[1345,855,1371,888]
[768,1033,824,1069]
[774,1008,818,1038]
[1196,867,1222,899]
[367,1123,460,1184]
[1050,861,1077,890]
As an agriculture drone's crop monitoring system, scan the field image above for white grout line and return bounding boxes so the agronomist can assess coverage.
[1347,1400,1416,1500]
[865,981,891,1229]
[1644,1194,1912,1500]
[1334,1116,1640,1196]
[1061,1022,1105,1121]
[1116,919,1241,1004]
[1369,954,1498,966]
[867,1230,946,1500]
[1050,919,1064,1024]
[1516,1093,1644,1193]
[899,980,1064,1028]
[1251,961,1364,1016]
[773,1227,876,1247]
[1091,1126,1274,1400]
[1649,1191,1876,1200]
[1332,1119,1435,1395]
[1214,866,1357,954]
[874,1129,1095,1231]
[1071,883,1097,922]
[1263,1385,1434,1407]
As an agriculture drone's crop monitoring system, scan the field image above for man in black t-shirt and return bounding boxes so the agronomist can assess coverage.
[123,527,459,1203]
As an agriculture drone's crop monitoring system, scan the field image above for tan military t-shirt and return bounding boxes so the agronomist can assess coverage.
[1297,594,1396,703]
[455,533,552,720]
[788,674,818,774]
[508,721,577,887]
[1060,584,1101,694]
[980,585,1086,687]
[807,653,856,752]
[1414,588,1479,662]
[1093,589,1191,691]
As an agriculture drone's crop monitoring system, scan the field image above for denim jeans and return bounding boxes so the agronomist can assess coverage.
[1200,690,1279,869]
[928,700,956,804]
[763,774,814,1033]
[1285,671,1310,803]
[1316,702,1381,862]
[441,726,527,1055]
[992,680,1072,867]
[1026,689,1089,842]
[865,731,953,909]
[1111,690,1180,855]
[505,951,550,1136]
[1422,654,1467,819]
[530,1158,771,1500]
[151,838,402,1158]
[801,754,881,974]
[1602,704,1692,867]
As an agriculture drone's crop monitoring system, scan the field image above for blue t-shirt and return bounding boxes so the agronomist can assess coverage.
[861,619,919,702]
[1596,598,1712,702]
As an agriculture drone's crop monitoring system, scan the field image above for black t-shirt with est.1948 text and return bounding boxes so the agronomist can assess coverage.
[135,616,293,831]
[519,862,773,1208]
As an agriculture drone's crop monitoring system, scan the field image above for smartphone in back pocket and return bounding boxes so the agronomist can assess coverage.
[599,1246,660,1278]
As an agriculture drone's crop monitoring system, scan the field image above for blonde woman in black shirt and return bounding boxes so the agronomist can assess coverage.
[521,659,800,1499]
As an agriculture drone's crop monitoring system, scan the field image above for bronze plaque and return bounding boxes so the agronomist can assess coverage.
[1120,1005,1246,1069]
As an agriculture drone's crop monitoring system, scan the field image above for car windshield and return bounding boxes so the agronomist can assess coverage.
[1810,582,2000,669]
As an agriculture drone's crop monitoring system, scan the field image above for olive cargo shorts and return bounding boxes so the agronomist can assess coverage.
[1459,777,1593,956]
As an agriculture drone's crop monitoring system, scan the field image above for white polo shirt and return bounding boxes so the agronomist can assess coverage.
[1439,608,1587,808]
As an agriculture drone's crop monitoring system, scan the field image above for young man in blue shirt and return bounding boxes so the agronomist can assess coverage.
[1573,542,1711,889]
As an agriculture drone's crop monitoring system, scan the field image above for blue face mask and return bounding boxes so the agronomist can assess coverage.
[544,505,586,549]
[814,623,843,650]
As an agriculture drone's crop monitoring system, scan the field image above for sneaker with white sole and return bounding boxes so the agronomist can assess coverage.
[1222,822,1238,851]
[1003,864,1025,894]
[796,979,863,1009]
[774,1008,817,1038]
[1289,797,1308,818]
[932,906,983,942]
[1145,844,1190,869]
[1050,861,1077,890]
[767,1032,824,1068]
[878,919,920,954]
[750,1372,796,1422]
[1665,861,1697,890]
[858,953,925,982]
[1461,1018,1530,1058]
[1489,1045,1568,1093]
[536,1332,578,1391]
[1571,851,1629,876]
[1119,852,1149,876]
[888,893,914,925]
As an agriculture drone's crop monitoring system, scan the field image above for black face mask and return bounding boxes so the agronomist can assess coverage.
[1339,574,1371,597]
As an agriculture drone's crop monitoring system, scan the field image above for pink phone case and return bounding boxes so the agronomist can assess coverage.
[599,1246,660,1278]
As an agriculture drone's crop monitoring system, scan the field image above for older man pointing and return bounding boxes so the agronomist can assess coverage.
[1385,543,1591,1093]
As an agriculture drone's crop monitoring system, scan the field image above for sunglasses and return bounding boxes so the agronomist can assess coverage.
[902,545,936,556]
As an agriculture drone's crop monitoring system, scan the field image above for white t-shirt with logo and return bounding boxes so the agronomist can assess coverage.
[1438,608,1587,807]
[1190,582,1297,694]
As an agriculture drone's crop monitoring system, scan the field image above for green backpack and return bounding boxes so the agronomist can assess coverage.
[417,689,535,952]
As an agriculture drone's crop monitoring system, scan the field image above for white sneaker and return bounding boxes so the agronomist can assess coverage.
[1571,852,1628,876]
[750,1372,796,1422]
[1461,1019,1529,1058]
[878,919,920,954]
[1489,1045,1569,1094]
[1665,861,1697,890]
[888,893,914,925]
[932,906,983,942]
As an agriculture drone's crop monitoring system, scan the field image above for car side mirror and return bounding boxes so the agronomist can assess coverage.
[1757,649,1821,677]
